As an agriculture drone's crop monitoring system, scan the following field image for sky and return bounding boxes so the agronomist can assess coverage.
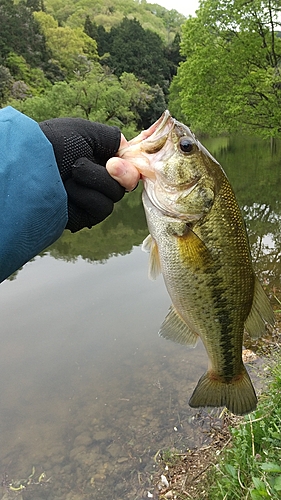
[148,0,199,17]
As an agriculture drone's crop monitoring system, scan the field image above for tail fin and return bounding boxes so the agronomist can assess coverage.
[189,367,257,416]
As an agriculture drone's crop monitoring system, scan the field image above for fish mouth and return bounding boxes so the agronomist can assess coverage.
[117,111,175,180]
[141,110,174,153]
[149,110,174,138]
[126,110,174,149]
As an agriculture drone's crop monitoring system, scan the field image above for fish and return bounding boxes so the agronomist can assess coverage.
[118,110,275,416]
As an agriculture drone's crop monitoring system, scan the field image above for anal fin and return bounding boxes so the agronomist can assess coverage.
[159,305,199,347]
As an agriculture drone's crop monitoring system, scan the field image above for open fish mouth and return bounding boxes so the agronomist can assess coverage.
[148,110,174,139]
[140,110,175,153]
[117,111,176,180]
[125,110,175,149]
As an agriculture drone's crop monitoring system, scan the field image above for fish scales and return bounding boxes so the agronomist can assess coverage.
[119,111,275,415]
[144,183,253,381]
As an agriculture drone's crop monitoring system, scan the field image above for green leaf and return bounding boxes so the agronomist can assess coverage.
[273,475,281,491]
[224,464,237,478]
[250,491,269,500]
[260,462,281,473]
[171,0,281,138]
[270,432,281,440]
[252,477,267,491]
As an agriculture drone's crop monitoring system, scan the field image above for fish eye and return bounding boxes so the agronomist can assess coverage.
[179,137,194,154]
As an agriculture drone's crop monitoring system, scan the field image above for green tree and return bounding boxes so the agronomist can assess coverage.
[169,0,281,137]
[0,49,53,105]
[164,32,184,80]
[84,15,98,40]
[44,0,185,42]
[0,0,60,91]
[106,17,171,88]
[84,16,110,57]
[34,11,98,78]
[136,84,167,129]
[0,65,13,105]
[9,64,154,134]
[25,0,45,11]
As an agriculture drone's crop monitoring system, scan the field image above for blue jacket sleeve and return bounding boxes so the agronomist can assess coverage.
[0,107,68,283]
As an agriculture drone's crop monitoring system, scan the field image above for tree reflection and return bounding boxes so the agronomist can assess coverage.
[47,185,148,263]
[8,135,280,290]
[243,203,281,287]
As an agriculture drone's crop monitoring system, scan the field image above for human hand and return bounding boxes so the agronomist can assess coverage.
[107,124,160,189]
[106,134,141,192]
[39,118,139,232]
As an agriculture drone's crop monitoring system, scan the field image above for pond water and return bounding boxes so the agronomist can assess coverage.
[0,135,280,500]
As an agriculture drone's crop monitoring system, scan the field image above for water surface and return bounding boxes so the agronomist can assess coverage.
[0,135,280,500]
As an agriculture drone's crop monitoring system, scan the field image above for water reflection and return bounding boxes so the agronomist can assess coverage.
[204,134,281,286]
[0,135,280,499]
[0,251,210,500]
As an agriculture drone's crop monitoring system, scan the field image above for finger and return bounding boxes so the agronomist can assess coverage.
[66,204,97,233]
[40,118,121,167]
[106,158,141,192]
[72,158,124,202]
[65,179,114,222]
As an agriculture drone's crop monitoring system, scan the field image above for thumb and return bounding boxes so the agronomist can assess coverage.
[106,158,141,192]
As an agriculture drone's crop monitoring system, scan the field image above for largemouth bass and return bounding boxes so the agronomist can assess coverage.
[119,111,275,416]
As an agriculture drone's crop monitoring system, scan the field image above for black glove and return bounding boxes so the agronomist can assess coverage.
[39,118,125,232]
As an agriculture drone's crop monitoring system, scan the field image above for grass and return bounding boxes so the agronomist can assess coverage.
[155,353,281,499]
[207,359,281,500]
[155,291,281,499]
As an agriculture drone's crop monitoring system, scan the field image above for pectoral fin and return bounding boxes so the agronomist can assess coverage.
[245,277,275,339]
[142,234,162,280]
[159,305,199,347]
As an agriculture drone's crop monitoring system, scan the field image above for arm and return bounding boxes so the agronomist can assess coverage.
[0,107,67,283]
[0,107,140,283]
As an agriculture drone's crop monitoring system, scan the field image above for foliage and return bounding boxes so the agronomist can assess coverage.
[0,65,13,105]
[136,83,167,129]
[207,357,281,499]
[164,32,185,80]
[43,0,186,42]
[169,0,281,138]
[0,0,50,69]
[0,0,182,123]
[83,16,107,57]
[0,0,60,104]
[8,64,159,132]
[47,185,148,263]
[5,52,51,95]
[85,16,179,90]
[34,10,98,78]
[108,18,170,88]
